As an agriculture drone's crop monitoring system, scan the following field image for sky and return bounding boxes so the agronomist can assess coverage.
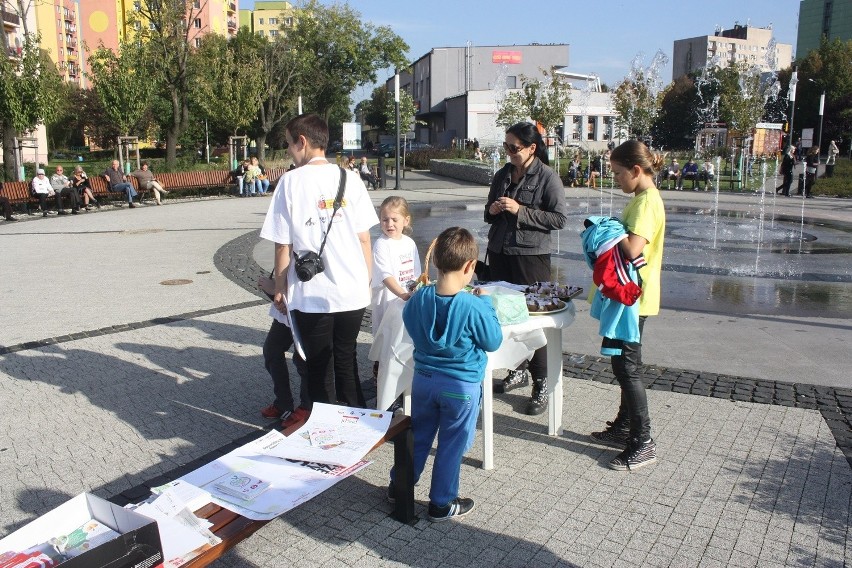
[246,0,803,103]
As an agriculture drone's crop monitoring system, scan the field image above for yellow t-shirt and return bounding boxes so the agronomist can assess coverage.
[622,186,665,316]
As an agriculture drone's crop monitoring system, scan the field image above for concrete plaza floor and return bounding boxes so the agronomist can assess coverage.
[0,173,849,567]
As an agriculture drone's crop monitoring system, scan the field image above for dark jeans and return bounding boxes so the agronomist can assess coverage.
[487,251,551,379]
[777,172,793,195]
[262,318,310,412]
[35,193,52,212]
[292,308,366,408]
[612,316,650,441]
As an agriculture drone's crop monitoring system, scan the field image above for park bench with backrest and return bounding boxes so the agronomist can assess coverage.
[1,167,289,215]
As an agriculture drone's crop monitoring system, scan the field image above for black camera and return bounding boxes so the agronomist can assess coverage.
[294,251,325,282]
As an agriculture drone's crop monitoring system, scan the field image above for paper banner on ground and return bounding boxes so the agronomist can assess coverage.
[260,403,393,467]
[180,429,370,521]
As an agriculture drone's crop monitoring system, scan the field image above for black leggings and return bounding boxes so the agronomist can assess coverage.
[612,316,650,441]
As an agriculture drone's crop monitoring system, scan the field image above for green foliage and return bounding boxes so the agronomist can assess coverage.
[0,34,63,132]
[192,33,264,135]
[716,62,766,137]
[382,90,419,135]
[613,71,659,138]
[793,38,852,147]
[651,75,703,150]
[287,0,408,119]
[496,71,572,132]
[87,40,154,136]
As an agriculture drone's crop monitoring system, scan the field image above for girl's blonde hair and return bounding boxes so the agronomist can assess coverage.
[610,140,666,176]
[379,196,413,236]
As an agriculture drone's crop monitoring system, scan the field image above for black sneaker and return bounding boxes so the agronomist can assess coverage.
[608,438,657,471]
[427,498,475,522]
[590,421,630,448]
[494,369,530,393]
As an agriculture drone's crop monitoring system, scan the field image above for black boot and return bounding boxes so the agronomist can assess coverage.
[525,377,547,415]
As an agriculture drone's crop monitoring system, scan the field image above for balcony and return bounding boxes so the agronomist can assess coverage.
[3,11,21,27]
[227,20,237,30]
[228,2,236,12]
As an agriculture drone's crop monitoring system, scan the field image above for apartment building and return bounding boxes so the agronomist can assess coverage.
[797,0,852,58]
[238,0,293,39]
[672,24,794,80]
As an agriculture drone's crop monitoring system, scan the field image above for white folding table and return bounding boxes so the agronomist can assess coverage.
[369,300,575,469]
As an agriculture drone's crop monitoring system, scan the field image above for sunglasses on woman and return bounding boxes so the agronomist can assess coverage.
[503,142,526,154]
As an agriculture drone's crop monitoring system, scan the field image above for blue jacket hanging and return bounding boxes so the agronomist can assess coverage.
[581,216,645,355]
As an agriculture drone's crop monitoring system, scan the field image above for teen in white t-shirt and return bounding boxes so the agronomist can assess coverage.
[260,114,379,408]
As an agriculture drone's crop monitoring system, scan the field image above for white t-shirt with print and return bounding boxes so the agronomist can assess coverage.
[371,233,421,334]
[260,163,379,313]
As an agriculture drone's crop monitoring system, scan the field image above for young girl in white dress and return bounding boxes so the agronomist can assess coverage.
[371,196,421,335]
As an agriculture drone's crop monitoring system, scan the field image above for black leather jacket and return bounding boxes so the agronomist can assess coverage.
[484,158,568,255]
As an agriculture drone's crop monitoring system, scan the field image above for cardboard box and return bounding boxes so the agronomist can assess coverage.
[0,493,163,568]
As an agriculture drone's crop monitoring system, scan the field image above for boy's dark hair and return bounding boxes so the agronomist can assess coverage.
[432,227,478,272]
[285,113,329,151]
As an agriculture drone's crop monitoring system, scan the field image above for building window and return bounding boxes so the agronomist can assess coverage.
[258,17,264,24]
[572,116,581,140]
[284,17,293,26]
[193,0,200,7]
[194,38,201,47]
[257,30,264,36]
[134,21,140,30]
[268,17,278,25]
[150,22,157,30]
[134,1,140,10]
[269,29,278,36]
[603,116,613,140]
[194,18,201,28]
[587,116,597,140]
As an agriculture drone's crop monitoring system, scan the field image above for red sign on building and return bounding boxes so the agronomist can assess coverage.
[492,50,522,64]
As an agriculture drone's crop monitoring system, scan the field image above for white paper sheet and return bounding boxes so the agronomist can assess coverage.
[261,403,393,467]
[180,429,372,521]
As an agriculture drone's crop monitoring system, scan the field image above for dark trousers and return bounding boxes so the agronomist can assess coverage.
[35,193,51,212]
[262,319,310,412]
[777,172,793,195]
[612,316,650,441]
[487,251,552,379]
[56,188,80,211]
[1,196,12,219]
[292,308,366,408]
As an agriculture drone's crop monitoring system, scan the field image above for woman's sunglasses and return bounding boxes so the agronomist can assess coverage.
[503,142,526,154]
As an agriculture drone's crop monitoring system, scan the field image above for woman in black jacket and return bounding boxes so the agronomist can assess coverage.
[485,122,568,415]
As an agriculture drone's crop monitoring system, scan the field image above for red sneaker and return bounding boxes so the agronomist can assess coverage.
[282,406,310,430]
[260,404,283,419]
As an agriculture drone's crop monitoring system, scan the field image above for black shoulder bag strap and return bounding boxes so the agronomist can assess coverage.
[315,166,347,260]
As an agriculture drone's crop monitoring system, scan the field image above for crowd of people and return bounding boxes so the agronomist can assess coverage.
[256,114,665,524]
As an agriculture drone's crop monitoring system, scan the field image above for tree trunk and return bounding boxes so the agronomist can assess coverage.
[256,132,267,162]
[3,125,19,181]
[166,129,178,168]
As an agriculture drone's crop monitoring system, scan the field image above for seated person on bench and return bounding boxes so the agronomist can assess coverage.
[359,156,380,190]
[677,158,699,190]
[103,160,138,207]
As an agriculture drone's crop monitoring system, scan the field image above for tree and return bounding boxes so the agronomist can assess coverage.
[131,0,207,168]
[382,90,418,135]
[794,37,852,148]
[716,62,768,138]
[87,40,155,138]
[0,33,63,179]
[287,1,408,120]
[651,75,703,150]
[246,30,300,162]
[613,51,669,141]
[193,33,264,137]
[361,86,392,132]
[496,70,572,133]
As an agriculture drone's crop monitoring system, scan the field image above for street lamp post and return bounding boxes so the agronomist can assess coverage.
[394,72,401,190]
[808,78,825,153]
[787,69,798,150]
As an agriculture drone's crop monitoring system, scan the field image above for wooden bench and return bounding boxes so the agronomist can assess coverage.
[110,413,414,567]
[0,179,114,212]
[89,175,147,205]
